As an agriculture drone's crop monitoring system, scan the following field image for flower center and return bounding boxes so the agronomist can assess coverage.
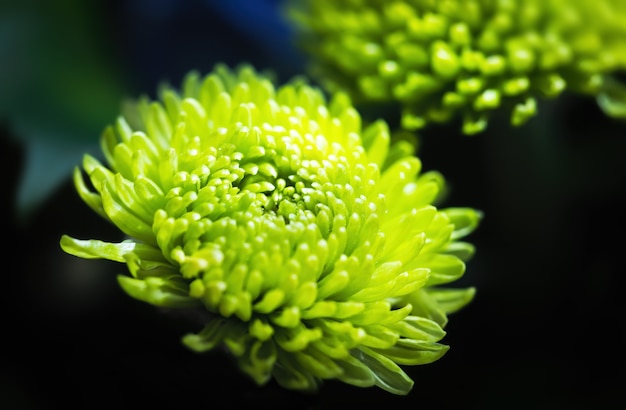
[153,131,383,298]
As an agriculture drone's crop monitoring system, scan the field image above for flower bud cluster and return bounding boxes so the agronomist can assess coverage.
[287,0,626,133]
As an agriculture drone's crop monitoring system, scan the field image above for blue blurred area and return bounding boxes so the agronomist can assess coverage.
[118,0,305,94]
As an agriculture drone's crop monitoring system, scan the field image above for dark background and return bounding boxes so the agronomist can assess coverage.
[2,1,625,408]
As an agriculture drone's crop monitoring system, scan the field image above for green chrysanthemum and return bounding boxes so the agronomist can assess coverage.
[60,64,480,395]
[286,0,626,134]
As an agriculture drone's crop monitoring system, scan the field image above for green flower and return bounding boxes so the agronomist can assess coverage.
[286,0,626,134]
[60,64,481,395]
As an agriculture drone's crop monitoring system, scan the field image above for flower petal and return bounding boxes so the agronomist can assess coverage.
[353,347,414,395]
[60,235,135,262]
[117,276,199,308]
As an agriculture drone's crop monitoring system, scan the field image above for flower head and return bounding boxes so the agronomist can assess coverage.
[60,64,480,395]
[286,0,626,134]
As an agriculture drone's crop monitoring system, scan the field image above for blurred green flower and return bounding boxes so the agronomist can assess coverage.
[286,0,626,134]
[60,64,480,394]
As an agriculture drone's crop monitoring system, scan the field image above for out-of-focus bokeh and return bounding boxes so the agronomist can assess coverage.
[2,1,625,408]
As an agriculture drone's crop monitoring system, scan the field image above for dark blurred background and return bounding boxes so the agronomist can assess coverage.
[1,1,625,408]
